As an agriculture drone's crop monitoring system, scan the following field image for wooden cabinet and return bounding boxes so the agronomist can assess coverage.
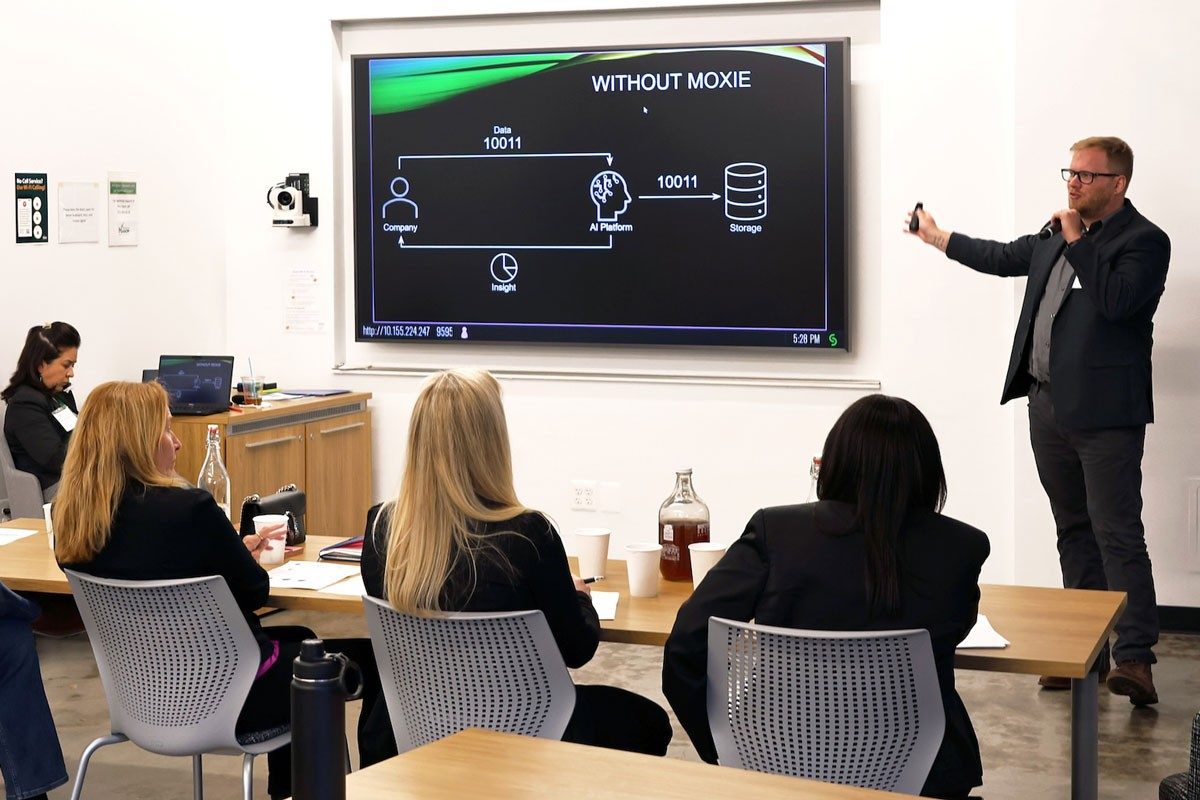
[173,393,372,537]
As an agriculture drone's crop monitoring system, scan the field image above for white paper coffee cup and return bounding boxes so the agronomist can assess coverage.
[254,514,288,565]
[43,502,55,551]
[624,543,662,598]
[689,542,727,589]
[574,528,611,580]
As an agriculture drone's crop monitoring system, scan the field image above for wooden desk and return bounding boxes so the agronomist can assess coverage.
[170,392,372,537]
[340,728,911,799]
[2,519,1122,799]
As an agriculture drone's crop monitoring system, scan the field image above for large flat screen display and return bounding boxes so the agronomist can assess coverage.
[352,40,848,349]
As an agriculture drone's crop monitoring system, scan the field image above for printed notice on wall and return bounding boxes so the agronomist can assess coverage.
[284,268,326,333]
[108,172,138,246]
[15,173,49,244]
[58,181,100,243]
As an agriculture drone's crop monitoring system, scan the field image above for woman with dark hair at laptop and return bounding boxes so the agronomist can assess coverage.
[662,394,990,799]
[2,321,81,499]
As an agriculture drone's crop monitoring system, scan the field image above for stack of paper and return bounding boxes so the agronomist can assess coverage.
[266,561,359,591]
[590,590,619,620]
[0,529,38,546]
[957,614,1010,649]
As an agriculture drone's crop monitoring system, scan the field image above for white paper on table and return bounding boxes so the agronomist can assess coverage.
[956,614,1010,649]
[267,561,359,591]
[263,392,306,401]
[322,575,367,597]
[590,590,619,620]
[0,529,38,546]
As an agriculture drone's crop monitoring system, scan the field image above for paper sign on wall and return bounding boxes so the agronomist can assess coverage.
[284,268,326,333]
[58,181,100,243]
[15,173,49,244]
[108,172,138,246]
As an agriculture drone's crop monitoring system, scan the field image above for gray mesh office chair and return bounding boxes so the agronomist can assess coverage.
[0,404,47,519]
[65,571,290,800]
[706,617,945,795]
[363,597,576,754]
[1160,711,1200,800]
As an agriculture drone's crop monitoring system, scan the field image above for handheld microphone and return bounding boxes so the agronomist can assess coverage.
[1038,219,1062,240]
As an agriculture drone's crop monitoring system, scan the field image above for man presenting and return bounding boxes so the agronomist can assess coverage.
[907,137,1169,706]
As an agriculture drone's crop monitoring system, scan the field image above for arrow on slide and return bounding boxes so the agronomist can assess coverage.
[636,193,720,201]
[398,152,613,168]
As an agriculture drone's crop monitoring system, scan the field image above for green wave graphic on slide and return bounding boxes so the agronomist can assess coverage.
[369,45,826,115]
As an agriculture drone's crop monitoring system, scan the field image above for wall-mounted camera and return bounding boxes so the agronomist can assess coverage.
[268,173,318,227]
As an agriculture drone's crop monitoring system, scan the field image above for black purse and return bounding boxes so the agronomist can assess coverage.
[239,484,307,545]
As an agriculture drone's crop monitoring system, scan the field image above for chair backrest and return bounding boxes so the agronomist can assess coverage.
[66,570,263,756]
[0,403,46,519]
[363,596,576,754]
[707,617,945,795]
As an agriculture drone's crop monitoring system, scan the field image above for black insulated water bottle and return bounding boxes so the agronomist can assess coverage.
[291,639,363,800]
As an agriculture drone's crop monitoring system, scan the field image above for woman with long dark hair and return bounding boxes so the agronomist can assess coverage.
[662,394,989,799]
[2,321,81,498]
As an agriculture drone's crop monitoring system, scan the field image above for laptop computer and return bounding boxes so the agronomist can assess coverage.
[141,368,158,383]
[157,355,235,416]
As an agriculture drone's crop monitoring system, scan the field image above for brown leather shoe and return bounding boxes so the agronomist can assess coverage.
[1039,653,1110,690]
[1106,661,1158,706]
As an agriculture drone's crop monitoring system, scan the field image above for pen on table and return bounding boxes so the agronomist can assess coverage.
[582,576,604,584]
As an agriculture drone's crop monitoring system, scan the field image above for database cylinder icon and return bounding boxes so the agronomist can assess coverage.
[724,162,767,221]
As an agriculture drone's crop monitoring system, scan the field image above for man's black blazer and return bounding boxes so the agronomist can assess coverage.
[946,199,1169,429]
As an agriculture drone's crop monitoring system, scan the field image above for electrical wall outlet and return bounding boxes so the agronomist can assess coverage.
[571,479,597,511]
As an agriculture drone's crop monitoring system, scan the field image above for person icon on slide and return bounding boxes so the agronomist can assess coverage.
[590,171,631,222]
[382,177,419,219]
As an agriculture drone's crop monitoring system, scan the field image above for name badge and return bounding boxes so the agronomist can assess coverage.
[52,405,78,433]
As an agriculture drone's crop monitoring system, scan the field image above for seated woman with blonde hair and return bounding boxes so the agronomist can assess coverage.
[54,380,376,800]
[359,368,672,765]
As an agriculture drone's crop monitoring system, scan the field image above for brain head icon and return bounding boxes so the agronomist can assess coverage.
[589,171,631,222]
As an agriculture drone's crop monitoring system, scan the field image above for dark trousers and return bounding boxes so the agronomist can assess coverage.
[236,627,379,800]
[1028,382,1158,664]
[0,618,69,800]
[359,683,672,768]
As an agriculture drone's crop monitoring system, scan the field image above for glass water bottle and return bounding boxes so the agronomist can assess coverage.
[659,468,710,582]
[806,455,822,503]
[197,423,232,519]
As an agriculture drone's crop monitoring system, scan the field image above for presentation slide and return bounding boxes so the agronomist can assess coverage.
[352,41,847,349]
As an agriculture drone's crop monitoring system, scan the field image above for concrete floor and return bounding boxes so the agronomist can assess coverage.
[14,608,1199,799]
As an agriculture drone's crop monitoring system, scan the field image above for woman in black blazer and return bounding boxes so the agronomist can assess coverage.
[663,394,990,799]
[2,321,81,497]
[358,368,671,766]
[53,380,376,800]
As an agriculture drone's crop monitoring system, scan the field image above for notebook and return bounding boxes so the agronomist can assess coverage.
[319,535,365,562]
[157,355,235,416]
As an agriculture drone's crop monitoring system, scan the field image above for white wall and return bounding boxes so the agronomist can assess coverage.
[6,0,1198,606]
[0,2,228,394]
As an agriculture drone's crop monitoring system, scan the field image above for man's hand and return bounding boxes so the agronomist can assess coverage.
[1050,208,1084,244]
[904,206,952,252]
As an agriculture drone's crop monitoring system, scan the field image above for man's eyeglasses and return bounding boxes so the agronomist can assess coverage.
[1061,169,1121,185]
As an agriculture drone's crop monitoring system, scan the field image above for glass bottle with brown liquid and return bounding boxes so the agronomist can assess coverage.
[659,468,710,582]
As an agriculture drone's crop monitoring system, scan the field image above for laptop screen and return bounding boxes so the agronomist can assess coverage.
[157,355,234,410]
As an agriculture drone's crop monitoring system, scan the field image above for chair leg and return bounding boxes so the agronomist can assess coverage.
[242,753,255,800]
[193,753,204,800]
[69,734,127,800]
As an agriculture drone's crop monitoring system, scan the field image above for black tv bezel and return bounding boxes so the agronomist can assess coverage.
[350,37,850,352]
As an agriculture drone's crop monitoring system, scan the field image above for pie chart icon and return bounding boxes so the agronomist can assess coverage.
[490,252,518,284]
